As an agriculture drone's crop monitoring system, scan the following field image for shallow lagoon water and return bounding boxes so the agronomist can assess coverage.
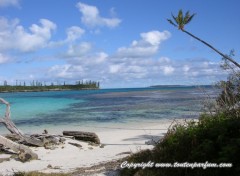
[0,86,216,134]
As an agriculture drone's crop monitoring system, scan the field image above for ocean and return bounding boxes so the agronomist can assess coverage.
[0,86,217,134]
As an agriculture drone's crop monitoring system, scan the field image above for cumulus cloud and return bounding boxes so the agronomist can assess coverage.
[180,59,225,80]
[66,42,92,57]
[44,28,224,87]
[66,26,85,42]
[158,57,171,64]
[48,51,108,80]
[76,2,121,28]
[0,17,56,52]
[48,26,85,48]
[47,55,224,87]
[141,30,171,46]
[0,0,19,7]
[162,66,175,75]
[68,52,108,65]
[115,30,171,58]
[109,64,122,74]
[46,30,174,86]
[48,64,85,79]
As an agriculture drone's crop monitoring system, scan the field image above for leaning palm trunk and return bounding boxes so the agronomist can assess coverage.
[182,29,240,68]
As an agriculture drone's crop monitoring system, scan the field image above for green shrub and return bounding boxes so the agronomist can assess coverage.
[120,113,240,176]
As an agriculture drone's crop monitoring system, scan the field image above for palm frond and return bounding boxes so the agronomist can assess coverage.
[185,11,190,17]
[171,13,178,24]
[178,9,183,24]
[177,9,184,29]
[167,19,177,27]
[178,9,183,18]
[183,11,190,24]
[185,13,196,24]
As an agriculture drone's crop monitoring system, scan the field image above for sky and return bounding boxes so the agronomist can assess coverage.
[0,0,239,88]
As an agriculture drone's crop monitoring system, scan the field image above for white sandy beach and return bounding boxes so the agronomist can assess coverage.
[0,120,172,175]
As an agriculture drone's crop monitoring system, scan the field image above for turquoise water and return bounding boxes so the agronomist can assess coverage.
[0,86,216,133]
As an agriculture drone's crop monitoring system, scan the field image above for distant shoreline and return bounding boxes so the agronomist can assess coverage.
[0,81,100,93]
[0,88,99,93]
[149,85,212,88]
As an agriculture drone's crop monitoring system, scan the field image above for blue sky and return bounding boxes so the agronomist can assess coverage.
[0,0,239,88]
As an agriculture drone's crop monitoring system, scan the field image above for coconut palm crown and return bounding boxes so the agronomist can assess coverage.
[167,9,195,30]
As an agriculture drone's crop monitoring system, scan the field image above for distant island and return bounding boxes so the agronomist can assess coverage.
[150,85,212,88]
[0,80,100,93]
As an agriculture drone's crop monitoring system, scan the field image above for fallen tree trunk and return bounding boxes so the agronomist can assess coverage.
[0,98,24,137]
[0,135,38,162]
[0,98,44,147]
[63,131,100,144]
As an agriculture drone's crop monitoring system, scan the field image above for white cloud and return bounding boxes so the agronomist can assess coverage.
[183,65,190,72]
[109,64,122,74]
[68,52,108,66]
[42,29,224,88]
[45,53,225,87]
[66,26,85,42]
[180,59,225,80]
[0,53,9,64]
[66,42,92,57]
[141,30,171,46]
[76,2,121,28]
[95,52,108,63]
[0,0,19,7]
[162,66,175,75]
[47,51,109,82]
[48,65,72,79]
[115,30,171,58]
[116,46,158,58]
[45,30,173,86]
[48,26,85,48]
[0,17,56,52]
[48,64,85,79]
[158,57,171,64]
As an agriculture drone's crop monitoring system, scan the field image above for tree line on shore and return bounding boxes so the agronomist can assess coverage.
[0,80,100,92]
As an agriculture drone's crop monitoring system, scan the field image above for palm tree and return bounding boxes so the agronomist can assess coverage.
[167,9,240,68]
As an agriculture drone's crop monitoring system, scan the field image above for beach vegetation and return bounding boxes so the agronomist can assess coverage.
[120,111,240,176]
[215,50,240,118]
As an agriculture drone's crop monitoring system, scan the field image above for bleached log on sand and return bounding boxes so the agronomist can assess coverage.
[0,135,38,162]
[63,131,100,144]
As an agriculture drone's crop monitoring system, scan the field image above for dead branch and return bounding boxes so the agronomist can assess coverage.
[0,135,38,162]
[0,98,24,136]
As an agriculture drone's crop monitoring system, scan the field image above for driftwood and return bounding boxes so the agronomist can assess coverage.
[0,98,40,161]
[0,97,102,162]
[63,131,100,144]
[0,98,45,147]
[0,135,38,162]
[0,98,24,136]
[68,142,82,148]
